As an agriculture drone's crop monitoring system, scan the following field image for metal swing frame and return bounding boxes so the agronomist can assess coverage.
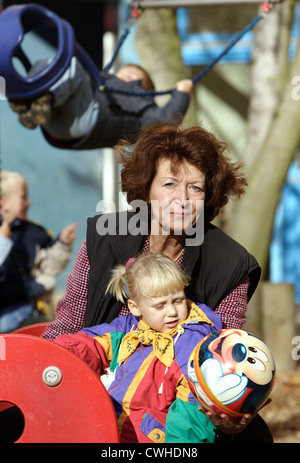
[129,0,284,8]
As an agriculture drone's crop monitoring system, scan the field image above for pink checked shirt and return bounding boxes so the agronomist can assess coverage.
[43,240,250,340]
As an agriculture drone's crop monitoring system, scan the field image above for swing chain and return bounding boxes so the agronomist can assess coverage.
[101,2,143,77]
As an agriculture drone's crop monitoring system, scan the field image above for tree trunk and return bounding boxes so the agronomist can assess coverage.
[135,8,198,127]
[135,4,300,281]
[228,36,300,276]
[243,2,294,175]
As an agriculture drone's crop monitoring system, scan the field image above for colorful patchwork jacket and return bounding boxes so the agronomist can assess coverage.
[54,301,222,443]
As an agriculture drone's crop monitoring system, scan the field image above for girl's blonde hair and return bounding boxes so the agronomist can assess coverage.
[106,252,190,303]
[0,171,26,198]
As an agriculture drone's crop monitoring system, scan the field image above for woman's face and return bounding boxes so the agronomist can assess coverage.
[148,158,205,236]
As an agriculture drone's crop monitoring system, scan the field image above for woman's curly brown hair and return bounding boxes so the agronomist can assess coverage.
[116,122,247,222]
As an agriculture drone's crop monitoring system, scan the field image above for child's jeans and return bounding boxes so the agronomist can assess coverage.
[0,303,33,333]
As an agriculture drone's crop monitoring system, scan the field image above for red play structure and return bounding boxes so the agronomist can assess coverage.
[0,323,119,443]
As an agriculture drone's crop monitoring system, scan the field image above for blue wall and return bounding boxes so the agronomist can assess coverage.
[270,161,300,304]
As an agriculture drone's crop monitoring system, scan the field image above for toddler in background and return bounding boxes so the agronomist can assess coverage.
[0,170,77,332]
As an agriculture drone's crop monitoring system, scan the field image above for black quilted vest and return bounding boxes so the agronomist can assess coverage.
[85,212,261,327]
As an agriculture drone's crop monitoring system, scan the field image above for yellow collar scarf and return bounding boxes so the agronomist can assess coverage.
[117,301,214,367]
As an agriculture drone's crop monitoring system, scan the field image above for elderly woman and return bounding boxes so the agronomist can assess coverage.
[44,123,259,335]
[42,122,270,442]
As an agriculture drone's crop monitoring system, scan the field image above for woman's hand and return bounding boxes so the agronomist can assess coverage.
[198,407,252,435]
[198,398,271,435]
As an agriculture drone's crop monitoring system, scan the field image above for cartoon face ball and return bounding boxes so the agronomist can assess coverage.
[187,329,276,416]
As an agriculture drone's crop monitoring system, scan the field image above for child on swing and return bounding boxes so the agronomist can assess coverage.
[9,57,193,150]
[54,252,222,443]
